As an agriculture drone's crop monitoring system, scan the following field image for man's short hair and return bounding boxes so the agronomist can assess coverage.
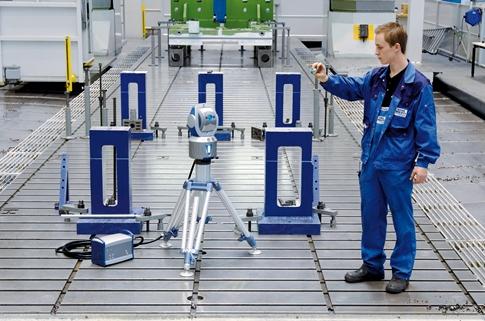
[375,22,407,54]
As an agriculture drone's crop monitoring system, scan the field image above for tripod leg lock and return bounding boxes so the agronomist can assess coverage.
[238,234,257,248]
[196,215,212,224]
[212,181,222,191]
[163,227,179,241]
[184,251,197,266]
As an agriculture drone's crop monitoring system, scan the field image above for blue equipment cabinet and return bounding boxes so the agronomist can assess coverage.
[258,128,321,234]
[77,127,142,235]
[275,73,301,127]
[120,71,154,141]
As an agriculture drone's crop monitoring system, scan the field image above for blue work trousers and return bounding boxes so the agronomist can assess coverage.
[359,163,416,280]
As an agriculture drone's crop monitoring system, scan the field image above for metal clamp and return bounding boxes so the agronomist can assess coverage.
[219,122,245,139]
[177,125,189,137]
[314,202,338,228]
[151,121,168,139]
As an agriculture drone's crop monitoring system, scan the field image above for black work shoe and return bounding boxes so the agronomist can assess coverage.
[386,276,409,294]
[344,264,385,283]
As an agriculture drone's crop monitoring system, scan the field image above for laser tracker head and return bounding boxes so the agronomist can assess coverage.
[187,104,218,138]
[187,104,218,160]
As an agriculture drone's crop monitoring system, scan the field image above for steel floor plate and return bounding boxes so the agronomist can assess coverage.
[0,38,483,318]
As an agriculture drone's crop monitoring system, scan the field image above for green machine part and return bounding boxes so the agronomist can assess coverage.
[226,0,256,29]
[258,0,274,23]
[171,0,188,21]
[171,0,273,29]
[171,0,217,28]
[187,0,218,28]
[225,0,274,29]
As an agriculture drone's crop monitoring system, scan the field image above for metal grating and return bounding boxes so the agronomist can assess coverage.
[334,95,485,285]
[0,47,149,193]
[423,27,452,55]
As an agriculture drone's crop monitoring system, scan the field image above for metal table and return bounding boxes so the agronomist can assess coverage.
[471,41,485,77]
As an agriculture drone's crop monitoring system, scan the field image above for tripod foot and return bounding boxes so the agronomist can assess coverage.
[180,262,194,277]
[248,248,262,255]
[160,241,173,248]
[180,269,194,277]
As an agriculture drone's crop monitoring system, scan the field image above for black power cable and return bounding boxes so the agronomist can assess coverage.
[134,234,164,247]
[55,240,92,260]
[187,159,196,179]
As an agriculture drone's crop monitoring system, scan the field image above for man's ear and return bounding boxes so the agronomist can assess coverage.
[394,43,401,52]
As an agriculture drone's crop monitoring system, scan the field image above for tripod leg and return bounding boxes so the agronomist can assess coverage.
[180,191,205,278]
[216,186,261,255]
[161,187,187,248]
[180,187,192,253]
[194,190,212,252]
[180,253,194,277]
[185,192,201,253]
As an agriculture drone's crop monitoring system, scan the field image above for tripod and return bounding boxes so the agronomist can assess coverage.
[161,159,261,276]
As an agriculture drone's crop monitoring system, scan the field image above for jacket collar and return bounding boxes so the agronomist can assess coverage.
[378,60,415,84]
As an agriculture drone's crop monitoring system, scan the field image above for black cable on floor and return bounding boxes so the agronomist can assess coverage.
[55,240,92,260]
[134,234,164,247]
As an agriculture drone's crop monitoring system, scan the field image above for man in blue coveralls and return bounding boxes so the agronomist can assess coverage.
[312,22,440,294]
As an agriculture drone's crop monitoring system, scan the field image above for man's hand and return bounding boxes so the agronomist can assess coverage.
[311,62,328,83]
[410,166,428,184]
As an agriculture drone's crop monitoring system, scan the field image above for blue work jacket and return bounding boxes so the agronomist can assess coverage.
[322,63,440,170]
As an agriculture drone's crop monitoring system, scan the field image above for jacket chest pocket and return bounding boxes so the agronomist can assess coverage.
[388,106,413,136]
[390,85,417,129]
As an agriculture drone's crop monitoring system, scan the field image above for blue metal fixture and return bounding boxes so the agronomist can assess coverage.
[120,71,154,141]
[312,155,320,208]
[58,153,70,210]
[258,128,321,234]
[275,73,301,127]
[55,153,88,214]
[77,127,142,235]
[198,72,224,126]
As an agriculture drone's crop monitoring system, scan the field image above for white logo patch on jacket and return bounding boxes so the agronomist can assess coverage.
[394,107,408,118]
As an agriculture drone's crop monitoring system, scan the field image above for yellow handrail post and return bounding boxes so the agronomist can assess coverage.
[142,2,148,39]
[64,36,77,93]
[63,35,77,140]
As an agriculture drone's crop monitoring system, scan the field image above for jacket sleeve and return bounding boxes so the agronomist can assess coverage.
[414,84,441,168]
[320,71,372,101]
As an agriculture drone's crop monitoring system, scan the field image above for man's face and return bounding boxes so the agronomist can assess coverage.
[375,33,399,64]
